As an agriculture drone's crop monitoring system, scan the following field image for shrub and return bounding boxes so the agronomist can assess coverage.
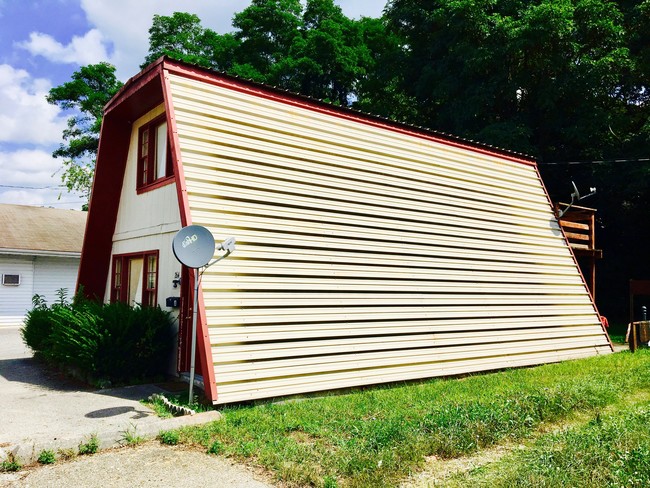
[46,302,102,374]
[21,294,53,353]
[95,302,175,382]
[20,290,175,385]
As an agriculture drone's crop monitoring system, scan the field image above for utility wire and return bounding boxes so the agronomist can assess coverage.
[0,184,65,189]
[542,157,650,166]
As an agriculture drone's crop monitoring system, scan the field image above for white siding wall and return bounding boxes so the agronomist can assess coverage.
[168,73,611,404]
[107,104,182,373]
[33,256,80,305]
[0,255,80,327]
[0,255,34,326]
[107,104,183,308]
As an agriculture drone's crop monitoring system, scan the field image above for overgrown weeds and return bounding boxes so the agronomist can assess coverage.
[0,454,21,473]
[447,402,650,487]
[37,450,56,465]
[78,434,99,455]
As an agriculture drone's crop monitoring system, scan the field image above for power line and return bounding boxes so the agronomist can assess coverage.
[543,157,650,165]
[0,184,65,189]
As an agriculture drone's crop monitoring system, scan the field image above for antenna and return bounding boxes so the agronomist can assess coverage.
[558,181,596,218]
[172,225,236,403]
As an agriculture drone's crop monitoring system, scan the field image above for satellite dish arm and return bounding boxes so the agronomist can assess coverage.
[558,182,596,218]
[202,237,237,271]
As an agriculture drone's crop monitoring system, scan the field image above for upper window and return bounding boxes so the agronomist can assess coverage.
[137,115,173,191]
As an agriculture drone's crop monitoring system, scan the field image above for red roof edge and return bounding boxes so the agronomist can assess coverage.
[78,63,166,300]
[76,112,131,300]
[159,57,537,167]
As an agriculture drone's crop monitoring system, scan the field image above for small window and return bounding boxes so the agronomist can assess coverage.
[2,274,20,286]
[111,251,159,307]
[137,115,173,191]
[144,254,158,307]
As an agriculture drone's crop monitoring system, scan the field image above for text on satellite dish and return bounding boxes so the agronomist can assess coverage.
[182,234,199,248]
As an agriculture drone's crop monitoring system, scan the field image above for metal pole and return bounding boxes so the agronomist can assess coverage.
[188,267,199,404]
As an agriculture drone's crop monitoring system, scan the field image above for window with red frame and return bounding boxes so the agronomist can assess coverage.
[137,115,173,190]
[111,251,158,307]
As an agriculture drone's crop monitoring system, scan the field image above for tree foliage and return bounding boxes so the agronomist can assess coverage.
[383,0,641,163]
[142,2,383,106]
[46,62,122,201]
[48,0,649,321]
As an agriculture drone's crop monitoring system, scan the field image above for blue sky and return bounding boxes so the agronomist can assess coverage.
[0,0,387,209]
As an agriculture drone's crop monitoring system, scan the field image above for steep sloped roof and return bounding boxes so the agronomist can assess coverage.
[0,204,87,254]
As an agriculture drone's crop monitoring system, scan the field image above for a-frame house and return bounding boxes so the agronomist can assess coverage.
[78,57,612,404]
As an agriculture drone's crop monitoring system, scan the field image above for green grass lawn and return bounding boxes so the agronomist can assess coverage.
[171,349,650,487]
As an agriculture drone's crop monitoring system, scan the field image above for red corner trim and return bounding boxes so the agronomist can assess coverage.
[162,68,218,403]
[197,282,218,404]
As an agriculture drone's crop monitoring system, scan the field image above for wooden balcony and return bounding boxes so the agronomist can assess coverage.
[556,203,603,298]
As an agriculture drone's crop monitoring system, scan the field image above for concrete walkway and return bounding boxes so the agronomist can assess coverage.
[0,326,274,487]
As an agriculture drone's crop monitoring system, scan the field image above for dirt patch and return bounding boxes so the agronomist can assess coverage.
[400,442,524,487]
[1,442,275,488]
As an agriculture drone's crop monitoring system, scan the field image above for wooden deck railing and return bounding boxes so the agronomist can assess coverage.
[556,203,602,297]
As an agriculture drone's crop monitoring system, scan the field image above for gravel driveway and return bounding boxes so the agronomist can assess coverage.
[1,442,275,488]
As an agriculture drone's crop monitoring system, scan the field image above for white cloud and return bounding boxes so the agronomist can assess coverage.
[0,64,66,144]
[79,0,248,79]
[0,188,82,208]
[17,28,110,65]
[0,148,61,184]
[0,148,83,209]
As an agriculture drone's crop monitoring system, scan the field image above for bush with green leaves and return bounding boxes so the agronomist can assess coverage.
[21,294,54,353]
[21,289,175,385]
[95,301,175,382]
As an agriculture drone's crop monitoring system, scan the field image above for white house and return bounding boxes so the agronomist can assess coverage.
[0,204,87,326]
[79,57,612,404]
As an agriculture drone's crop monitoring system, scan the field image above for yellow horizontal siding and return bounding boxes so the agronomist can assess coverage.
[210,315,602,343]
[214,347,611,404]
[212,325,603,362]
[168,73,611,404]
[213,336,607,383]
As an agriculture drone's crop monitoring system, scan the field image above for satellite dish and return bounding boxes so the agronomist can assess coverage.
[172,225,216,269]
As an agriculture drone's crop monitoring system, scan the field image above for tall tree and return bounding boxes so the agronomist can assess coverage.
[142,12,239,72]
[352,15,419,122]
[230,0,303,83]
[295,0,369,105]
[47,62,123,202]
[384,0,635,162]
[142,2,381,106]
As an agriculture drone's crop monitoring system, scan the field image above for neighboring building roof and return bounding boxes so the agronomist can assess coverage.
[0,204,87,255]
